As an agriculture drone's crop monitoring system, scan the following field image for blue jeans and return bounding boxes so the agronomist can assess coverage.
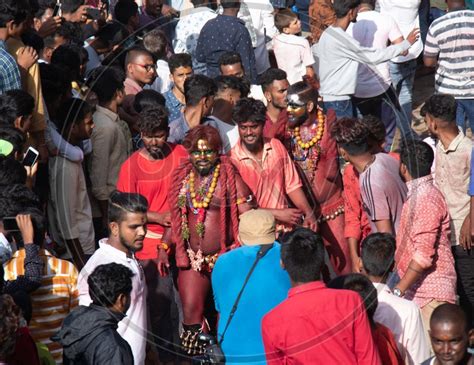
[352,87,401,152]
[389,59,417,138]
[323,99,356,119]
[456,99,474,133]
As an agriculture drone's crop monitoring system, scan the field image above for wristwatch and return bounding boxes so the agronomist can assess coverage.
[393,287,403,297]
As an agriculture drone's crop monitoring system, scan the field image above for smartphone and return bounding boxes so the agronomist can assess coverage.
[2,217,19,232]
[86,7,101,20]
[52,3,61,17]
[22,146,39,167]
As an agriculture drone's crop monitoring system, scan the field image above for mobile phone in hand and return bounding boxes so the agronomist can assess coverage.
[53,2,61,17]
[2,217,19,232]
[22,146,39,167]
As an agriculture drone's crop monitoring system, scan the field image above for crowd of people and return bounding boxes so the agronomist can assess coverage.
[0,0,473,364]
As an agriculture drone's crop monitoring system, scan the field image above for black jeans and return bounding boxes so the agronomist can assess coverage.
[140,258,182,362]
[452,245,474,327]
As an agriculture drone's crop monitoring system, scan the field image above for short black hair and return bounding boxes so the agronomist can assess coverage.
[124,46,154,68]
[108,190,148,225]
[232,98,266,125]
[333,0,361,18]
[421,94,457,124]
[0,0,30,27]
[0,156,26,186]
[360,233,395,278]
[60,0,84,14]
[6,90,35,118]
[88,67,125,103]
[218,51,242,68]
[328,273,378,323]
[168,53,192,73]
[56,98,93,136]
[134,90,166,113]
[0,126,26,155]
[88,263,134,307]
[0,95,19,127]
[114,0,138,25]
[280,227,325,283]
[430,303,469,333]
[55,21,83,46]
[0,184,40,219]
[51,44,82,82]
[361,115,385,146]
[221,0,240,9]
[258,68,287,92]
[21,30,44,54]
[214,75,249,98]
[184,75,216,107]
[287,81,318,103]
[137,105,169,134]
[143,29,168,60]
[34,0,55,19]
[400,140,434,179]
[330,117,370,156]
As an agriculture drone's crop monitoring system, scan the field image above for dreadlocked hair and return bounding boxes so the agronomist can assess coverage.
[168,156,240,264]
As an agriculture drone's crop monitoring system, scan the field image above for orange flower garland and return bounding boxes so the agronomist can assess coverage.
[294,109,325,149]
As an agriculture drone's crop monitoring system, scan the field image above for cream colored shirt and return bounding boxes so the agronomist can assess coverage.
[88,105,131,203]
[434,130,472,246]
[48,156,95,255]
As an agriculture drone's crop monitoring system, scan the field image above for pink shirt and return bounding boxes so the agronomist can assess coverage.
[124,77,143,96]
[230,138,302,210]
[395,175,457,308]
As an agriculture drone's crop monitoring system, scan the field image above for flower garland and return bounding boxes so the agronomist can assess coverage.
[177,164,221,241]
[290,109,326,182]
[293,109,325,150]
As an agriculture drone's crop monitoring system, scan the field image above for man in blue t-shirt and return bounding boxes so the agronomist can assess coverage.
[212,209,290,364]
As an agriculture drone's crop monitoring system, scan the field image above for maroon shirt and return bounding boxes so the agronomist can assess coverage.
[264,110,288,143]
[262,281,381,364]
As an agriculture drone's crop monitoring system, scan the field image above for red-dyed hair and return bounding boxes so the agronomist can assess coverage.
[182,125,223,153]
[168,156,240,262]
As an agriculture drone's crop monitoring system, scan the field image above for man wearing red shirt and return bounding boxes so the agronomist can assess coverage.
[116,106,188,362]
[262,228,381,365]
[260,68,289,142]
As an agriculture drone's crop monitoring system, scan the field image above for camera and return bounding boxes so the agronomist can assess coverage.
[191,333,225,364]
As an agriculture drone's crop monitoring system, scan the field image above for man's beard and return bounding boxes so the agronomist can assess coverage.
[243,136,263,153]
[146,146,163,159]
[119,232,141,253]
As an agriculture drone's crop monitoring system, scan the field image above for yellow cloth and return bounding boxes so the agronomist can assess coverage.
[6,37,46,145]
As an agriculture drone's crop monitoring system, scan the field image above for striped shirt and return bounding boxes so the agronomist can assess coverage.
[359,153,407,235]
[424,9,474,98]
[3,249,79,364]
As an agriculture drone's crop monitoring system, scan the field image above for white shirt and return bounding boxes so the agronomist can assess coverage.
[78,240,147,365]
[313,26,410,101]
[377,0,423,62]
[205,116,239,154]
[373,283,431,365]
[145,59,172,94]
[273,33,315,85]
[242,0,277,74]
[249,84,266,105]
[347,10,402,98]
